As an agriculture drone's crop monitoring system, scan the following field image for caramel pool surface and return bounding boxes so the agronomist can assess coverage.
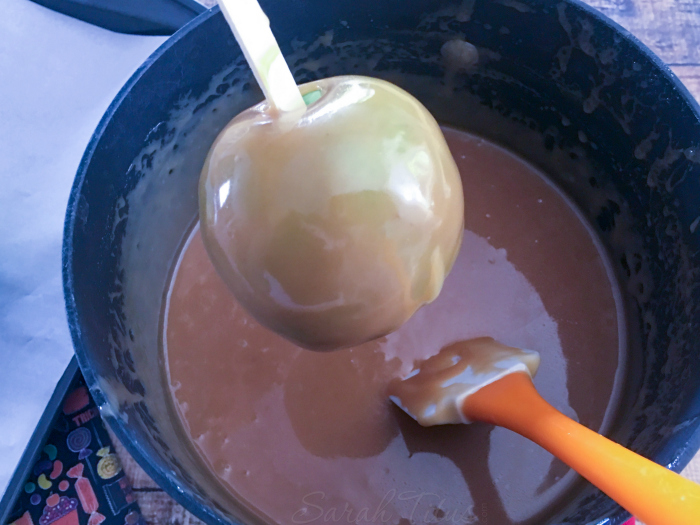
[164,128,624,525]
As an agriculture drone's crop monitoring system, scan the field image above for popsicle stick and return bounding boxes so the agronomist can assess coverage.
[218,0,305,114]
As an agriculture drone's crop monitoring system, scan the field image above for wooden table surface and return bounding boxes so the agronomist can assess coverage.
[585,0,700,99]
[115,1,700,524]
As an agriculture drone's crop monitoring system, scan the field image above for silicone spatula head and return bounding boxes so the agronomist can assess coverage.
[388,337,540,426]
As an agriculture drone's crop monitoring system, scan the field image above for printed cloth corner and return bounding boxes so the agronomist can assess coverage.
[6,375,143,525]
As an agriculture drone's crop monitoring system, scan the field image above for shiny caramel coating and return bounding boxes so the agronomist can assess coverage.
[199,76,464,350]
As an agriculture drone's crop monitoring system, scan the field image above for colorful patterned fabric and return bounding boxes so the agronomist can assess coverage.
[5,375,143,525]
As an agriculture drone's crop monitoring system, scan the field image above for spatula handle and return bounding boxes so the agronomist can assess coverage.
[463,373,700,525]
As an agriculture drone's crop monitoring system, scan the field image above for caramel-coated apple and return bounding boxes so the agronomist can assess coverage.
[199,76,464,350]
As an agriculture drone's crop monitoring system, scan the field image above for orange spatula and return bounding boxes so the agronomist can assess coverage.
[388,337,700,525]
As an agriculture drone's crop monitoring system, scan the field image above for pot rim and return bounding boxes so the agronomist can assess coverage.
[61,2,700,525]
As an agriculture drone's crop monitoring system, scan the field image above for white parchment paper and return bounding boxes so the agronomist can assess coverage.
[0,0,166,494]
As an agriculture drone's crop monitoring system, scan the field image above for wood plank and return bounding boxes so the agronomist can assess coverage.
[582,0,700,64]
[670,64,700,103]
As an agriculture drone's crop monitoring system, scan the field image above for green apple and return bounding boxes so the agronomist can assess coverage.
[200,76,464,350]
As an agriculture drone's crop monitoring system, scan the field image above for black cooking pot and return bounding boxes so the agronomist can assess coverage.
[62,1,700,524]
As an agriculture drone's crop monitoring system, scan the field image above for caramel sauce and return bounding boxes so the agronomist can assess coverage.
[164,128,623,524]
